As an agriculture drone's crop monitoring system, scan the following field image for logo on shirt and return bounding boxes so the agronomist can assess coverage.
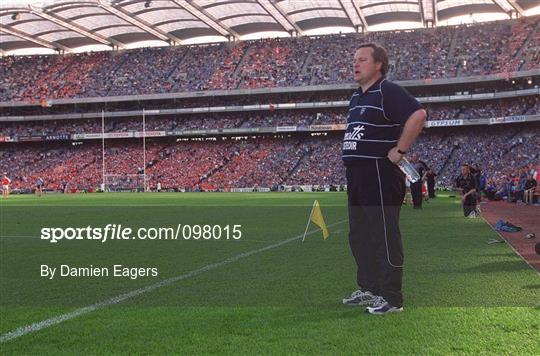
[344,125,365,141]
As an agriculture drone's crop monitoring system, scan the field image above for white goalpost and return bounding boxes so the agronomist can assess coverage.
[101,109,105,192]
[142,108,147,192]
[101,109,148,192]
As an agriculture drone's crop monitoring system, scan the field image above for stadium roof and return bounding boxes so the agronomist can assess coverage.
[1,0,539,55]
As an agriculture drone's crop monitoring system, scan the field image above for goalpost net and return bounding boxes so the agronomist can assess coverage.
[103,174,146,192]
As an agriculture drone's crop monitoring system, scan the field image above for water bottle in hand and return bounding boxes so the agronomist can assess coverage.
[398,157,421,183]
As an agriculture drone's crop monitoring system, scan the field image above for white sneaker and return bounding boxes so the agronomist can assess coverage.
[342,289,377,306]
[366,296,403,315]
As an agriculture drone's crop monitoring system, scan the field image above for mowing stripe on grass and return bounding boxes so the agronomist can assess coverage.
[0,220,347,343]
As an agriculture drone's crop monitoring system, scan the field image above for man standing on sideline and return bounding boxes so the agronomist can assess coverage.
[36,177,44,197]
[2,173,11,198]
[425,167,437,198]
[341,43,427,315]
[409,154,425,208]
[455,164,478,217]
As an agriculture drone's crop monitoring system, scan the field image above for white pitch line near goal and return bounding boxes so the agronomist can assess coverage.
[0,219,346,343]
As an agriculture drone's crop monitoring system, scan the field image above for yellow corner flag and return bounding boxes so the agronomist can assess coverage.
[302,200,330,242]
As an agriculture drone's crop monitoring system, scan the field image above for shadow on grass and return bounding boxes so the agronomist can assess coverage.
[458,260,530,274]
[475,252,517,258]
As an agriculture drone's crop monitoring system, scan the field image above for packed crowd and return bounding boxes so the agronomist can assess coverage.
[2,74,534,118]
[1,124,538,194]
[2,95,538,137]
[0,142,99,191]
[426,96,538,121]
[409,124,540,202]
[495,15,539,73]
[1,17,538,102]
[0,136,341,191]
[235,37,312,89]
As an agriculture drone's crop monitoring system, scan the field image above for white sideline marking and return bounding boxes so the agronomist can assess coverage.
[0,220,346,343]
[480,215,540,276]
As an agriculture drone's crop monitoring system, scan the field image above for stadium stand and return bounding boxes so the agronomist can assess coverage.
[1,17,539,102]
[1,122,538,193]
[1,95,538,137]
[0,17,539,201]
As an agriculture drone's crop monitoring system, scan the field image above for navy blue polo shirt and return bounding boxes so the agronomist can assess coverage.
[342,77,423,163]
[455,174,477,194]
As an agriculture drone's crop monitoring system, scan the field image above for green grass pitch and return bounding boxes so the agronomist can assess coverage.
[0,192,538,354]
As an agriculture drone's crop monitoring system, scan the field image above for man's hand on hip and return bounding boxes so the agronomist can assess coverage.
[387,147,404,164]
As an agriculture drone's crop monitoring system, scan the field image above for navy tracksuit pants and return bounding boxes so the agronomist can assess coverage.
[346,158,406,307]
[411,180,423,208]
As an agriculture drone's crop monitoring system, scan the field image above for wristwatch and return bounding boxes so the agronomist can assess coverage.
[397,148,407,155]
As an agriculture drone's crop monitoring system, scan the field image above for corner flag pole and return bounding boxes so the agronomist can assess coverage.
[302,200,317,242]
